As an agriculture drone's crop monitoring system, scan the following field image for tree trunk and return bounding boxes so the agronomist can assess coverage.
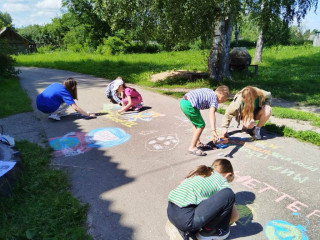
[208,17,233,84]
[253,31,264,64]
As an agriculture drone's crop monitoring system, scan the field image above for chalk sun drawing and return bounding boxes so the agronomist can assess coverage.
[49,132,92,157]
[86,127,130,148]
[265,212,309,240]
[145,134,179,151]
[120,111,165,122]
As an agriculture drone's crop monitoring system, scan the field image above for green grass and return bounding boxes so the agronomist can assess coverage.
[264,123,320,146]
[0,76,33,118]
[272,107,320,127]
[15,50,208,87]
[0,141,91,240]
[15,45,320,105]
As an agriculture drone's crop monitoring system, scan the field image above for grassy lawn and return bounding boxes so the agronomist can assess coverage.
[272,107,320,127]
[0,141,91,240]
[15,45,320,106]
[0,76,32,118]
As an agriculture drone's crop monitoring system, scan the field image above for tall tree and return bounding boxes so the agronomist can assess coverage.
[62,0,111,46]
[251,0,318,63]
[0,11,12,29]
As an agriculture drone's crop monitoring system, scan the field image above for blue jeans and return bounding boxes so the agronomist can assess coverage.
[167,188,235,233]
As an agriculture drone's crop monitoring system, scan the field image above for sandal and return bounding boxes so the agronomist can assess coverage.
[189,148,207,156]
[197,142,211,150]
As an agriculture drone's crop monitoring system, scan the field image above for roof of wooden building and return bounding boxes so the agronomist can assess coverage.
[0,27,35,45]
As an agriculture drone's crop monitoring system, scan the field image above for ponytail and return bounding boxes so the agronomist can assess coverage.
[186,165,213,178]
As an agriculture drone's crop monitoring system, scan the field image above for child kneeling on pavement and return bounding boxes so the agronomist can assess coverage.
[167,158,239,240]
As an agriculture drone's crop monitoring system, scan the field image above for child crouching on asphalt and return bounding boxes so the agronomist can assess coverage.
[105,76,124,105]
[180,86,230,156]
[167,158,239,240]
[112,79,143,114]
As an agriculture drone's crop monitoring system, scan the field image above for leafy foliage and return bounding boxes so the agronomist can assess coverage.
[96,36,129,55]
[0,40,19,77]
[0,11,12,29]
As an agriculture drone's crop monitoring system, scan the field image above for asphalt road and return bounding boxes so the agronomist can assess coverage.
[15,67,320,240]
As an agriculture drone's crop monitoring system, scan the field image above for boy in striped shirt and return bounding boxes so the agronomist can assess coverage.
[180,86,230,156]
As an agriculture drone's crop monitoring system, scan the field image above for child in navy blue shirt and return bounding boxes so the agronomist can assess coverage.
[36,78,96,120]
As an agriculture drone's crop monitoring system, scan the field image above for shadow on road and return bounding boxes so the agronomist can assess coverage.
[18,67,138,239]
[229,191,263,239]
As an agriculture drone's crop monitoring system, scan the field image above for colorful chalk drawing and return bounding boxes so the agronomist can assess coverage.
[265,212,309,240]
[236,204,254,226]
[86,127,131,148]
[217,136,320,184]
[101,103,165,127]
[49,132,92,157]
[120,111,165,122]
[145,134,179,151]
[49,128,131,156]
[235,171,320,221]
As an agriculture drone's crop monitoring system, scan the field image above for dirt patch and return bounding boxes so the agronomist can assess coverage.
[150,70,209,82]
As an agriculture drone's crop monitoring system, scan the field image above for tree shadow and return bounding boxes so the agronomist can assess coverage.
[18,68,140,239]
[228,191,263,239]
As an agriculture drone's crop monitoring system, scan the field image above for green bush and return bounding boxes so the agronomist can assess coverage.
[36,44,55,54]
[0,40,18,77]
[67,43,83,52]
[96,36,129,55]
[126,41,161,53]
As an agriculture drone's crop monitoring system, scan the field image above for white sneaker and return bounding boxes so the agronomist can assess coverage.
[254,127,261,140]
[48,114,61,121]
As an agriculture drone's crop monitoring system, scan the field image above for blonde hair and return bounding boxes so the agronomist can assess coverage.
[241,86,265,123]
[186,158,234,179]
[63,78,78,100]
[216,85,230,98]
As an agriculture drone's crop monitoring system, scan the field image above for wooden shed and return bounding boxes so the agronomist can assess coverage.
[0,27,36,53]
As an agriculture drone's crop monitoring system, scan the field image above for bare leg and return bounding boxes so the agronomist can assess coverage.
[255,105,272,127]
[52,103,69,116]
[189,126,204,151]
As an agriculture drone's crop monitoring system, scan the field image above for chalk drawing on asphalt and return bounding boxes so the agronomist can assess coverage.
[101,103,165,126]
[49,132,92,157]
[120,111,165,122]
[139,130,158,135]
[265,212,309,240]
[145,134,179,151]
[86,127,131,148]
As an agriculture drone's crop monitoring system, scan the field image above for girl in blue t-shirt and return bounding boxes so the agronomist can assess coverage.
[167,159,239,240]
[36,78,96,121]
